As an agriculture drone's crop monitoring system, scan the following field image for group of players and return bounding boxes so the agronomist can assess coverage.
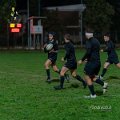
[43,30,120,98]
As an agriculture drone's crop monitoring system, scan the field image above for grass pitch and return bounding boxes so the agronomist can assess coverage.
[0,50,120,120]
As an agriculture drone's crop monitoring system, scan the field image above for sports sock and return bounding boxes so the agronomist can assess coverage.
[101,68,107,77]
[55,69,61,74]
[95,78,104,86]
[46,69,50,79]
[60,76,64,88]
[74,75,85,82]
[88,85,95,95]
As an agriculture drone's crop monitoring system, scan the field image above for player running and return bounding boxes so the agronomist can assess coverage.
[100,33,120,79]
[44,32,69,83]
[54,34,86,90]
[78,30,108,98]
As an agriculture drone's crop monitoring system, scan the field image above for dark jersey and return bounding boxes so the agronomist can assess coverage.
[44,39,58,62]
[64,42,76,63]
[103,40,118,59]
[82,37,100,62]
[46,39,58,52]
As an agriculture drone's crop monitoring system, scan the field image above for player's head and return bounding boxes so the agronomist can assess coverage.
[48,32,55,41]
[103,33,110,42]
[64,34,71,43]
[85,28,94,39]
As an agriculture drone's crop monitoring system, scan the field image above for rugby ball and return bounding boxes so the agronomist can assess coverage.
[45,43,53,51]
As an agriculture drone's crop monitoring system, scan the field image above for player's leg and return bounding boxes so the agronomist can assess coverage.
[52,64,60,74]
[100,62,110,78]
[54,66,69,90]
[94,63,108,93]
[44,59,52,83]
[84,75,96,98]
[116,63,120,68]
[70,69,87,88]
[94,63,104,86]
[83,62,96,98]
[93,76,108,93]
[60,67,69,88]
[52,64,70,82]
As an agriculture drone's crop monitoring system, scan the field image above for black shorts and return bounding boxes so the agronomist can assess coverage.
[48,53,57,66]
[106,57,119,64]
[48,57,57,66]
[64,61,77,70]
[84,61,101,77]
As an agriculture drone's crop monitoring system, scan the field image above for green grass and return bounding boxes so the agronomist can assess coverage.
[0,50,120,120]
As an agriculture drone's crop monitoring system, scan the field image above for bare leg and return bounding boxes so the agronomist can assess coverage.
[116,63,120,68]
[44,59,52,82]
[101,62,110,77]
[54,66,69,90]
[70,69,87,88]
[85,75,96,96]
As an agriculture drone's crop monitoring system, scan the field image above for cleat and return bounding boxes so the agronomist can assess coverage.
[103,82,108,88]
[46,78,51,84]
[99,75,103,80]
[54,85,64,90]
[103,82,108,94]
[84,94,97,99]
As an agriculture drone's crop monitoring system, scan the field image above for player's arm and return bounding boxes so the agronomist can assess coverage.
[78,48,91,64]
[43,42,48,53]
[64,47,70,60]
[49,41,58,53]
[82,48,91,61]
[102,43,111,52]
[78,43,91,64]
[61,46,70,62]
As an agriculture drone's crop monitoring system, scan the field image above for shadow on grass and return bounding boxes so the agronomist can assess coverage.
[95,90,103,96]
[51,79,60,82]
[67,83,80,89]
[51,79,70,83]
[105,76,120,81]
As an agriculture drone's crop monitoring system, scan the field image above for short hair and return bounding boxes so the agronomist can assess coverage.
[64,34,71,40]
[85,27,94,33]
[48,32,56,37]
[104,33,111,37]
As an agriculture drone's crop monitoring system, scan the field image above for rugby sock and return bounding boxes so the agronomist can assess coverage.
[101,68,107,77]
[95,78,104,86]
[88,85,95,95]
[74,75,84,82]
[55,69,69,81]
[60,76,64,88]
[55,69,61,74]
[74,75,87,88]
[46,69,50,79]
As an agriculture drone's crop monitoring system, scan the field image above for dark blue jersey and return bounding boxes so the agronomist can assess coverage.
[44,39,58,61]
[82,37,100,62]
[64,42,76,63]
[103,40,118,59]
[48,39,58,51]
